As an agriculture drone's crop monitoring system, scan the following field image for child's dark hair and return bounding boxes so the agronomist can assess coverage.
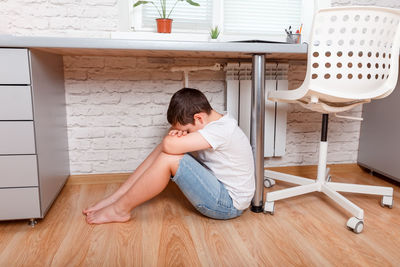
[167,88,212,125]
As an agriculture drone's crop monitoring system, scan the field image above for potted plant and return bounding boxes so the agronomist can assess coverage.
[209,26,220,41]
[133,0,200,33]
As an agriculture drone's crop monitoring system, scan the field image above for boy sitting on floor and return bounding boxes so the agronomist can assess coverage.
[83,88,255,224]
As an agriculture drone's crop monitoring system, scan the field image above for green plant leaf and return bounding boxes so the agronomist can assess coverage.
[162,0,166,18]
[210,26,220,39]
[186,0,200,6]
[133,1,162,18]
[133,1,152,7]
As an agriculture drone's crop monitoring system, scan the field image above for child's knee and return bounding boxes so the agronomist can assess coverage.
[159,152,184,175]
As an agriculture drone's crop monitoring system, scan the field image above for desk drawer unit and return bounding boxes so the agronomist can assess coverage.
[0,188,41,220]
[0,48,70,223]
[0,155,38,187]
[0,86,33,120]
[0,121,36,154]
[0,48,31,85]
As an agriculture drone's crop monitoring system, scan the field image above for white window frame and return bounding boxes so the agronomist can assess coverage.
[115,0,331,43]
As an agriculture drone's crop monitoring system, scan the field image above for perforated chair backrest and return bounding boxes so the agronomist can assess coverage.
[306,6,400,101]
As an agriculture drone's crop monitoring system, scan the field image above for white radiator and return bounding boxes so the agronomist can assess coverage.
[226,62,289,157]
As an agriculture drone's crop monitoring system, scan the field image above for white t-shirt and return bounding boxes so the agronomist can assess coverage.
[197,113,255,210]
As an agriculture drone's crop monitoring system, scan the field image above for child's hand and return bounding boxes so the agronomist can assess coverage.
[168,129,188,137]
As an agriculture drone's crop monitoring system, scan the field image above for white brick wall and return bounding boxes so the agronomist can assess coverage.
[64,56,226,174]
[0,0,119,37]
[0,0,398,174]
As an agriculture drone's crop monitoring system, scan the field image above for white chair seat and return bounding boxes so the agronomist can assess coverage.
[269,88,371,113]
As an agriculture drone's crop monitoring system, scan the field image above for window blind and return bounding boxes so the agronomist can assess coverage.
[142,0,212,31]
[223,0,302,36]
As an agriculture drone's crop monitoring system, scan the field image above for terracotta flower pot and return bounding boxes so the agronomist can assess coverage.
[156,18,173,33]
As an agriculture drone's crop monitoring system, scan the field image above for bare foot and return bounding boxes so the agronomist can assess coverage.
[82,196,118,215]
[86,204,131,224]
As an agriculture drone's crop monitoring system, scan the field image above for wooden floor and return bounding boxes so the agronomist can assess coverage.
[1,164,400,266]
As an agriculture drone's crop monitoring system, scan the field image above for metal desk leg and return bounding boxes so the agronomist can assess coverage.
[250,54,265,213]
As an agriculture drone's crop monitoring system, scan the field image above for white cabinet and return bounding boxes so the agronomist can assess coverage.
[0,155,38,187]
[0,121,36,154]
[0,86,33,120]
[0,188,41,220]
[0,49,31,84]
[0,48,70,222]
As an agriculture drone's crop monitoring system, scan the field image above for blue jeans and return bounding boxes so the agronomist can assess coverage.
[171,153,243,220]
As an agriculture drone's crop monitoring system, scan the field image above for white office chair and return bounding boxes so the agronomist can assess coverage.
[263,6,400,234]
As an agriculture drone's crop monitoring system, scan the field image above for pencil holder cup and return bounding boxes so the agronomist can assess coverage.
[286,33,301,44]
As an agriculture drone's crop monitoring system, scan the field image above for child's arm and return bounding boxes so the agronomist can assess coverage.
[162,132,211,155]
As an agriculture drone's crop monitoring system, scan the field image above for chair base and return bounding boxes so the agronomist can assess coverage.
[264,115,394,233]
[263,168,394,233]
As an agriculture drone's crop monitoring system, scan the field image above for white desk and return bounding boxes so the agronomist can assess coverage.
[0,35,307,212]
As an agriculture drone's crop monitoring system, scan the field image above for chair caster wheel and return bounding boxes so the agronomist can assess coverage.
[380,196,393,208]
[263,201,275,215]
[264,178,276,188]
[347,217,364,234]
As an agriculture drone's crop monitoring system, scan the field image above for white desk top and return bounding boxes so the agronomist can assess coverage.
[0,35,308,59]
